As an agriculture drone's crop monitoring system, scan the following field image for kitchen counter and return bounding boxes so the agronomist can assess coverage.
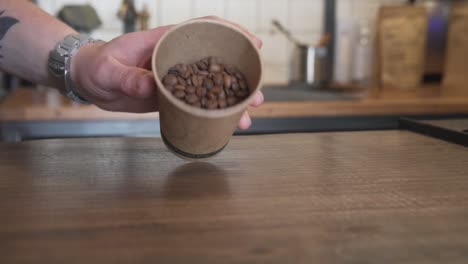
[1,85,468,121]
[1,131,468,263]
[1,85,468,140]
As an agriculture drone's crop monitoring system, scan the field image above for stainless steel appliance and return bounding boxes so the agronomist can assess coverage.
[272,20,329,88]
[289,45,328,87]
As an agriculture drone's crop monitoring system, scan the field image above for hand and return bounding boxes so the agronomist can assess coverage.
[71,16,264,129]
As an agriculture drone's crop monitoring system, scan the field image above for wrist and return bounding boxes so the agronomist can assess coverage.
[48,34,104,104]
[45,29,78,91]
[70,41,106,101]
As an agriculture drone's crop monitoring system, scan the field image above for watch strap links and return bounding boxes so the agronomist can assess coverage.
[48,34,104,104]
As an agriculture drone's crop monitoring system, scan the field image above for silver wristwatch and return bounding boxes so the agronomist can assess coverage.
[48,34,103,104]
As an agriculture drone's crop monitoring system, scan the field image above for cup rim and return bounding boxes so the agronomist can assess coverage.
[152,19,264,118]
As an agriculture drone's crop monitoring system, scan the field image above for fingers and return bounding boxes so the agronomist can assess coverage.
[238,111,252,130]
[107,25,175,67]
[116,67,157,99]
[254,37,263,49]
[236,91,263,129]
[99,56,157,99]
[140,24,174,47]
[236,91,264,129]
[250,91,264,107]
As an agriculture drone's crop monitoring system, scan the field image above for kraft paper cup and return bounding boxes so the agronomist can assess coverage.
[152,19,263,160]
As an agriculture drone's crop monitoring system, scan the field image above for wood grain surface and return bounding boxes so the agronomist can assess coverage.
[1,131,468,263]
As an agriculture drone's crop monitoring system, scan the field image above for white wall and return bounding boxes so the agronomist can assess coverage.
[37,0,405,84]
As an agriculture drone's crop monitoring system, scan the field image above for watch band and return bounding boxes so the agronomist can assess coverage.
[48,34,104,104]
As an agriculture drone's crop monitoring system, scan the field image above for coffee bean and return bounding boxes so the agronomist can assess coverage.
[227,96,237,106]
[199,76,207,87]
[174,90,186,99]
[235,72,245,81]
[218,90,226,100]
[235,90,248,98]
[177,76,186,86]
[224,65,236,75]
[197,75,205,86]
[187,65,193,76]
[209,64,222,73]
[223,74,232,89]
[180,66,191,79]
[164,57,251,110]
[201,57,210,65]
[196,61,208,71]
[185,94,198,104]
[191,75,200,87]
[206,100,218,109]
[174,85,186,91]
[175,64,189,78]
[163,74,178,87]
[239,80,248,90]
[209,56,218,65]
[191,64,199,75]
[191,101,202,108]
[218,99,227,108]
[186,77,193,86]
[213,73,223,86]
[186,86,196,94]
[196,86,207,97]
[206,92,217,101]
[212,86,223,95]
[175,63,184,72]
[203,79,214,90]
[168,66,178,75]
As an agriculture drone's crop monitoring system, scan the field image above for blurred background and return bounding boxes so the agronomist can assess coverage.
[37,0,404,84]
[1,0,468,141]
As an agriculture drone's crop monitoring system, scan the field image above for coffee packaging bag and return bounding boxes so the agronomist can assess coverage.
[377,6,428,90]
[443,3,468,94]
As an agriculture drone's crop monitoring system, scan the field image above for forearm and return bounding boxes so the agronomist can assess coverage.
[0,0,76,87]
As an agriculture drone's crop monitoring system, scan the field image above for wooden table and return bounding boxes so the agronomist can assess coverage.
[1,131,468,263]
[3,86,468,141]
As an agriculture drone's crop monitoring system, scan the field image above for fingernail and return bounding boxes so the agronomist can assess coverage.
[241,114,251,129]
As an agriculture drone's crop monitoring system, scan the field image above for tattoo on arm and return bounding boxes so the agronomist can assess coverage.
[0,10,19,59]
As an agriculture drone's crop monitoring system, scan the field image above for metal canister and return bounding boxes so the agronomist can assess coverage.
[289,45,328,88]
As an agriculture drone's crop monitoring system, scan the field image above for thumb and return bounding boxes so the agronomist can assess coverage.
[110,61,157,99]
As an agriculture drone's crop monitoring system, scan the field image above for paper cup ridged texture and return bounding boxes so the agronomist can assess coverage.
[152,19,263,160]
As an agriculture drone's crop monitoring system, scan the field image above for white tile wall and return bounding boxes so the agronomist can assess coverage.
[226,0,258,31]
[193,0,225,18]
[37,0,406,84]
[160,0,193,25]
[258,0,288,32]
[289,0,323,33]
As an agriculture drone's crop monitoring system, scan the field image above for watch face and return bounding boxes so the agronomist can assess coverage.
[49,60,65,77]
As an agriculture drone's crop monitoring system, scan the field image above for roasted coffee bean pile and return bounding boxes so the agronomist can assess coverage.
[162,57,250,109]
